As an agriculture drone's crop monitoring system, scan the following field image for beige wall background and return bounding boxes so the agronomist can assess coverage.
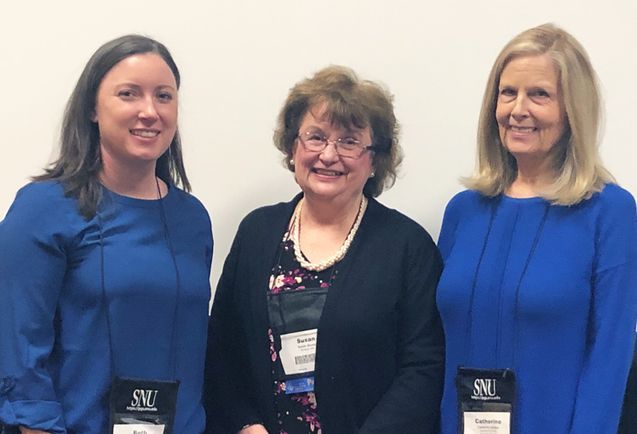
[1,0,635,288]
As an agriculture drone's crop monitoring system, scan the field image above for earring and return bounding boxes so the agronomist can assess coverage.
[370,171,375,178]
[290,159,295,166]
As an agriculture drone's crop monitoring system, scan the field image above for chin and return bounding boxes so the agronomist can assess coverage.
[304,188,342,200]
[132,147,168,160]
[505,142,541,155]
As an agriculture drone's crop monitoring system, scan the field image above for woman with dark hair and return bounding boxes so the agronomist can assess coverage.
[204,65,444,434]
[0,35,212,433]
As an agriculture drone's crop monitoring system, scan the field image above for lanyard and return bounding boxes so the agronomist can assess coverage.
[97,180,181,380]
[267,235,338,327]
[463,196,550,367]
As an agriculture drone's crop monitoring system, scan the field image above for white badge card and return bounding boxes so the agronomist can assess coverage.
[456,367,515,434]
[113,424,166,434]
[279,329,318,376]
[462,412,510,434]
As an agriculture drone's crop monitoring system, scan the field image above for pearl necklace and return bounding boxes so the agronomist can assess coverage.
[288,196,368,271]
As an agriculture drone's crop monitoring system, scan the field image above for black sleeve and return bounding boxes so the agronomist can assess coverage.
[204,227,262,434]
[359,236,445,434]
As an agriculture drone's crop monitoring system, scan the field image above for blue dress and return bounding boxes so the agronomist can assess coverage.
[0,181,212,433]
[437,184,637,434]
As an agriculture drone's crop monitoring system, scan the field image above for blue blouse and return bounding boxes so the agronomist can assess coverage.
[437,184,637,434]
[0,181,212,433]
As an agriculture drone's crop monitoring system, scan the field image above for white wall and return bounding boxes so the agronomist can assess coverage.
[1,0,635,287]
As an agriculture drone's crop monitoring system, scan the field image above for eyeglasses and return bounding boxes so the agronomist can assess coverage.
[297,130,376,159]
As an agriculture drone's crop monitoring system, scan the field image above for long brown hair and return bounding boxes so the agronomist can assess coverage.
[35,34,190,218]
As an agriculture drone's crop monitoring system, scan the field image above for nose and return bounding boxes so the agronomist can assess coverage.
[510,94,529,121]
[138,96,159,122]
[318,140,340,164]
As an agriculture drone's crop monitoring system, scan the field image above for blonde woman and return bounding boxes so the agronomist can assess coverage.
[437,24,637,434]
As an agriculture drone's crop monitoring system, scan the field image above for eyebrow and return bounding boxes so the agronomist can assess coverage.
[498,82,558,92]
[303,125,365,135]
[115,82,177,91]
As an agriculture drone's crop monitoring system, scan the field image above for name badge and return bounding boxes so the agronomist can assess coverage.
[109,377,179,434]
[456,367,515,434]
[462,412,510,433]
[113,424,166,434]
[279,329,318,376]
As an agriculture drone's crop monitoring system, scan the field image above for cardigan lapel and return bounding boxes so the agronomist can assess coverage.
[247,193,303,335]
[318,197,379,329]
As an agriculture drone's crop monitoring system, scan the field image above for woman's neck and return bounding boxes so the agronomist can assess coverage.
[294,193,365,264]
[99,157,166,199]
[508,157,554,198]
[301,193,363,229]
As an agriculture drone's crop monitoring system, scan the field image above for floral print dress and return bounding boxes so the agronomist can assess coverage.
[267,238,334,434]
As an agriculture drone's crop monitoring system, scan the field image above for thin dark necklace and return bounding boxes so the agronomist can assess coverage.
[98,178,181,379]
[463,198,550,367]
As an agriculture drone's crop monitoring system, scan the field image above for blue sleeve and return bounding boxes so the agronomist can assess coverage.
[570,188,637,434]
[0,184,69,432]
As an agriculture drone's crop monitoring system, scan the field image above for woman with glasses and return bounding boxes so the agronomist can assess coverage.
[204,66,444,434]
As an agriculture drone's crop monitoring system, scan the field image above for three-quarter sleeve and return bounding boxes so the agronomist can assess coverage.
[0,185,70,433]
[569,190,637,433]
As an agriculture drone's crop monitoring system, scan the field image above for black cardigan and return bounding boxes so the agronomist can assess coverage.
[204,195,444,434]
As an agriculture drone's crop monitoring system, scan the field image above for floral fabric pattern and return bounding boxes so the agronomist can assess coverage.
[267,238,334,434]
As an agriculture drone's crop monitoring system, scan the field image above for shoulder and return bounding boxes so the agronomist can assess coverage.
[438,190,492,253]
[588,184,636,237]
[0,181,83,247]
[12,180,70,207]
[365,198,436,248]
[4,181,79,221]
[444,189,488,216]
[574,183,636,228]
[216,196,298,255]
[238,196,298,234]
[580,184,637,270]
[361,200,442,279]
[168,187,214,241]
[592,183,636,214]
[169,187,212,222]
[439,189,491,234]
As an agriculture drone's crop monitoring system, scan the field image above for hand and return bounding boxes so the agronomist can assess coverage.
[238,424,268,434]
[19,428,49,434]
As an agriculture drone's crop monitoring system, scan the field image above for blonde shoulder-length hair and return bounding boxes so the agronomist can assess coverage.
[464,23,614,205]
